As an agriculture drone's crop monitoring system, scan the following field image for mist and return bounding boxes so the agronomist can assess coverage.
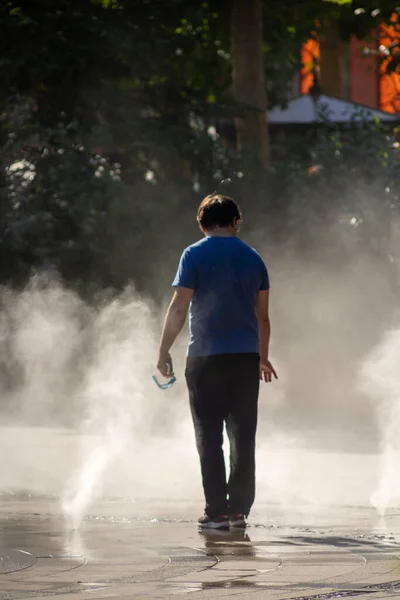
[359,327,400,516]
[0,215,399,524]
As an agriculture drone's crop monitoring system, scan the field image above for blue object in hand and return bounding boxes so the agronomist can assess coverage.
[152,374,177,389]
[153,358,177,390]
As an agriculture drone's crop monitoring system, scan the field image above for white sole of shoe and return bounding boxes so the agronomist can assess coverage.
[198,521,229,529]
[229,520,246,528]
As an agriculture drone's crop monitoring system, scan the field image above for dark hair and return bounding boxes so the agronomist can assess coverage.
[197,193,242,230]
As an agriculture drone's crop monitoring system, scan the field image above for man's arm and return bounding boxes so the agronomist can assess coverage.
[157,286,193,377]
[256,290,271,361]
[256,290,277,382]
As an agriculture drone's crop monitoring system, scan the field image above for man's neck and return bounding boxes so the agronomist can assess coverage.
[206,227,236,238]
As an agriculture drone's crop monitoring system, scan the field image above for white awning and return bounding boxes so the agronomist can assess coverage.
[268,94,398,124]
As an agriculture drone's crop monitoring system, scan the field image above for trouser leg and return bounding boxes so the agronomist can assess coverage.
[226,354,260,516]
[186,356,229,517]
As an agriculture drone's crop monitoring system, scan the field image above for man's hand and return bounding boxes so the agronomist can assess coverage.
[259,359,278,383]
[157,349,173,378]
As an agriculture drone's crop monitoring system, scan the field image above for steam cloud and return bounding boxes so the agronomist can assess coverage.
[0,232,398,525]
[359,328,400,516]
[0,276,201,524]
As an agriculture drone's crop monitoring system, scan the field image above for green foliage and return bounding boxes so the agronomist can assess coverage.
[282,118,400,264]
[1,0,400,290]
[0,0,229,285]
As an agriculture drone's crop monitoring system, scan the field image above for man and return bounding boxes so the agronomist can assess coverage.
[157,193,277,529]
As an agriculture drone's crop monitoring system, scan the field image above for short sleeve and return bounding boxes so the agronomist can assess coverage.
[172,249,196,289]
[259,262,270,291]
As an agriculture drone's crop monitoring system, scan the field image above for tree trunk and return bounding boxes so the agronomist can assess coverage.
[231,0,269,169]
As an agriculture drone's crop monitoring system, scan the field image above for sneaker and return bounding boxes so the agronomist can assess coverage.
[198,514,229,529]
[229,513,247,528]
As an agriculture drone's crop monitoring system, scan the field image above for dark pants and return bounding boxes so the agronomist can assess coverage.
[185,353,260,518]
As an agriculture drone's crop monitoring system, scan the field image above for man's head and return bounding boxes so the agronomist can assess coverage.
[197,193,242,235]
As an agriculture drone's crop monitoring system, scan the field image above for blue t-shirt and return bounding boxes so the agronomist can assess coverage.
[172,236,269,357]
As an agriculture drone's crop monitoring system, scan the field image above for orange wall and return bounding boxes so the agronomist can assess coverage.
[350,36,378,108]
[300,38,320,95]
[301,22,400,114]
[379,15,400,114]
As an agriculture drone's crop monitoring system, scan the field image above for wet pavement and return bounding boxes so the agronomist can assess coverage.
[1,495,400,600]
[0,425,399,599]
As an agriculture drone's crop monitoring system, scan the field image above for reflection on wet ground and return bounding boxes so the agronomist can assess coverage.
[1,495,400,599]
